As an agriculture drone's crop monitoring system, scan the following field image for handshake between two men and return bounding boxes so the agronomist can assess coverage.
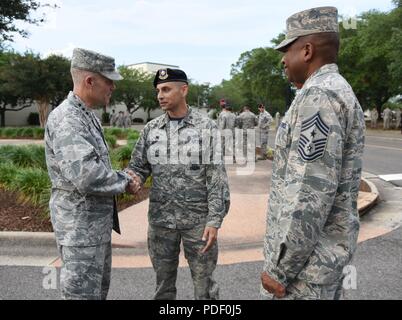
[125,169,142,195]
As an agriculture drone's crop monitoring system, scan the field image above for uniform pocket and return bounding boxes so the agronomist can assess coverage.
[62,246,97,261]
[185,187,208,202]
[275,122,290,148]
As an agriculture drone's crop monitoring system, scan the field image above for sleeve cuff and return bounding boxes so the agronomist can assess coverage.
[206,219,222,229]
[263,266,288,288]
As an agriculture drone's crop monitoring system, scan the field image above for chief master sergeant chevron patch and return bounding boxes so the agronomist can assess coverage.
[298,112,329,162]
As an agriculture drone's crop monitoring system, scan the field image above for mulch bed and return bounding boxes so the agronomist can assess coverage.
[0,187,149,232]
[0,189,52,232]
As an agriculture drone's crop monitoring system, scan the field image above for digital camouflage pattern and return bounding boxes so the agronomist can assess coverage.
[219,111,236,131]
[128,106,230,229]
[59,242,112,300]
[217,110,236,158]
[258,110,273,156]
[45,92,132,246]
[236,110,257,157]
[383,108,392,130]
[236,110,257,130]
[128,106,229,300]
[396,108,401,129]
[370,108,378,129]
[263,64,365,297]
[261,276,343,300]
[71,48,123,81]
[148,223,219,300]
[275,6,339,51]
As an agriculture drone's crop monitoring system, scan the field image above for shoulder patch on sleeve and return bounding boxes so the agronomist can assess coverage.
[298,112,329,162]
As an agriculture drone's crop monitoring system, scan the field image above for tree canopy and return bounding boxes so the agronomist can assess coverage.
[0,1,57,44]
[0,51,71,127]
[213,2,401,115]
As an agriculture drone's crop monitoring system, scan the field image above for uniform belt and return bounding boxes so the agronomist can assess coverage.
[52,185,76,192]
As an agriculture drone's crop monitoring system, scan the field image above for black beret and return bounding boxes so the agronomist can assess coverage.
[153,68,188,88]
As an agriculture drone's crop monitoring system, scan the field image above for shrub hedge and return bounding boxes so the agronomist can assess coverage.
[0,133,145,220]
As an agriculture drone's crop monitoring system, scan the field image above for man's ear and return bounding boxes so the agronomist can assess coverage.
[84,75,94,88]
[181,84,189,97]
[303,42,314,62]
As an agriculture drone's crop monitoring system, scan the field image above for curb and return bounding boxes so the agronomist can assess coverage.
[0,173,381,249]
[0,231,56,247]
[358,177,380,216]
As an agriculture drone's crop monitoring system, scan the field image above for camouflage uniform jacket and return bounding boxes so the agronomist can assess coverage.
[263,64,365,286]
[236,110,257,129]
[217,111,236,131]
[45,92,132,246]
[128,107,230,230]
[216,111,225,130]
[258,110,273,133]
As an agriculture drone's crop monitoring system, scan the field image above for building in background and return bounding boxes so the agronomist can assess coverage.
[128,62,179,74]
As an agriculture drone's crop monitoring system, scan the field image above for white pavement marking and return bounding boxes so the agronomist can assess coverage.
[0,255,58,266]
[379,174,402,182]
[365,144,402,152]
[366,135,402,142]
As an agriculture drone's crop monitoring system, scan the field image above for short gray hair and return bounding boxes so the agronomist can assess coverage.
[70,68,98,87]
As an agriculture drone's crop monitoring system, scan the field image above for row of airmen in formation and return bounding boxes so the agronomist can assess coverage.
[369,107,402,129]
[109,110,132,128]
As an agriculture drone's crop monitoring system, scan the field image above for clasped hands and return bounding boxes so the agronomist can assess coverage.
[125,169,142,195]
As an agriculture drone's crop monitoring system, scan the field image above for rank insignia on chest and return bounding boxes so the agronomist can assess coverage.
[298,112,329,162]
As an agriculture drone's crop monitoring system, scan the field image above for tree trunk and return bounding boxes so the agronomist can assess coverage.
[0,108,5,127]
[377,104,382,120]
[129,105,140,115]
[147,108,151,122]
[37,98,50,128]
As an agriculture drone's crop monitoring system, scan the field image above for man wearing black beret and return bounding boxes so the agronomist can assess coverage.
[127,68,231,300]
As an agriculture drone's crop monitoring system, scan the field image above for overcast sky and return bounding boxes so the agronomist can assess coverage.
[11,0,395,85]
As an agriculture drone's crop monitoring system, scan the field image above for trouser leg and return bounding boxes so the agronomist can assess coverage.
[59,243,110,300]
[100,241,112,300]
[148,224,181,300]
[182,224,219,300]
[260,131,268,159]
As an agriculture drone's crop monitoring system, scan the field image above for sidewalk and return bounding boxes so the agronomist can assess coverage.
[2,160,400,269]
[2,163,402,300]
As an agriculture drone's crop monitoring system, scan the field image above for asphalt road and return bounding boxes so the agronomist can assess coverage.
[363,134,402,186]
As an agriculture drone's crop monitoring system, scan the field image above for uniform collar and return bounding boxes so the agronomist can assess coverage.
[303,63,339,88]
[158,106,195,129]
[67,91,98,124]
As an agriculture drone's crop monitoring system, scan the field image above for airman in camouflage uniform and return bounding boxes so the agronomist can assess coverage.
[127,68,230,300]
[370,108,378,129]
[45,48,139,300]
[261,7,365,300]
[257,104,273,160]
[275,112,281,131]
[116,111,125,128]
[236,106,257,159]
[110,109,118,127]
[123,111,132,128]
[396,108,401,130]
[383,107,392,130]
[217,106,236,160]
